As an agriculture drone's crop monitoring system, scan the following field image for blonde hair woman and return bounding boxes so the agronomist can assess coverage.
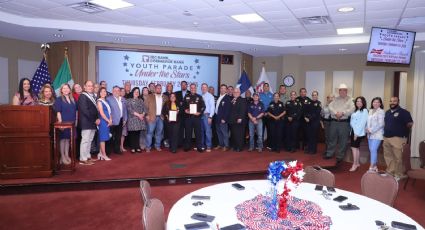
[54,84,78,165]
[38,84,55,106]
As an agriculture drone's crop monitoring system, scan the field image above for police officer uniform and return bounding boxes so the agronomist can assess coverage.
[296,96,311,150]
[183,92,206,152]
[267,100,285,152]
[285,99,302,152]
[303,99,322,154]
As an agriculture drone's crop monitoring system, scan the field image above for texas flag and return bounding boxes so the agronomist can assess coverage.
[236,70,254,97]
[256,66,273,93]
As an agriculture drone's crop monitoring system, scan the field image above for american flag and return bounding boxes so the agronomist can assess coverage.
[30,58,52,95]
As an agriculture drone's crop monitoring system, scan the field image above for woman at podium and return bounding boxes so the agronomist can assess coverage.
[12,78,38,106]
[54,83,77,165]
[38,84,55,106]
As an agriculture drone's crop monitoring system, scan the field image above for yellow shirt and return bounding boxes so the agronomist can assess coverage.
[171,102,177,111]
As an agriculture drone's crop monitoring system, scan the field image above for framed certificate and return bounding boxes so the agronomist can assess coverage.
[169,110,177,122]
[190,103,197,114]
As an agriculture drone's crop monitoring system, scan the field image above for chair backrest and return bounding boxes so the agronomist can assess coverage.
[361,171,399,206]
[140,180,152,205]
[419,141,425,168]
[402,144,412,172]
[143,198,165,230]
[303,165,335,187]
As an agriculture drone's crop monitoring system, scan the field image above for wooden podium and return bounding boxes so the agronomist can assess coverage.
[0,105,53,179]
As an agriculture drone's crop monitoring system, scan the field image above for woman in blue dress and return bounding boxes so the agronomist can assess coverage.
[54,83,77,165]
[97,87,112,161]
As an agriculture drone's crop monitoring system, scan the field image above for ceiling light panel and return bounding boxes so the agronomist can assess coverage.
[231,13,265,23]
[337,27,363,35]
[89,0,134,10]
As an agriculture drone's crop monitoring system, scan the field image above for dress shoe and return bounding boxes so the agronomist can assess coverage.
[197,148,204,153]
[213,146,221,150]
[171,150,177,154]
[184,148,190,152]
[323,155,333,160]
[222,147,229,152]
[248,148,254,152]
[136,149,142,153]
[156,148,162,152]
[131,149,136,154]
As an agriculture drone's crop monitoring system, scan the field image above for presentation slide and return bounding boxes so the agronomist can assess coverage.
[367,27,415,64]
[97,49,220,94]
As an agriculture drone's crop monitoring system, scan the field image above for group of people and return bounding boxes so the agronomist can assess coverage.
[12,77,413,180]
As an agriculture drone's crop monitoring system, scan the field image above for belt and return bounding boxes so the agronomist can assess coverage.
[322,118,331,121]
[331,118,349,122]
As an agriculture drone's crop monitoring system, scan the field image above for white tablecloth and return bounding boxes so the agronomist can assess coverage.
[167,180,424,230]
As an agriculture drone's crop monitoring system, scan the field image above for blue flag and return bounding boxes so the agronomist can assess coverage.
[236,70,253,94]
[30,58,52,95]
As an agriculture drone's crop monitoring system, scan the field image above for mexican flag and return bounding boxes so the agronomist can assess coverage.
[52,56,74,96]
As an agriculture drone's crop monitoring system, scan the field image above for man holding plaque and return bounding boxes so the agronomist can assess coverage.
[183,83,206,153]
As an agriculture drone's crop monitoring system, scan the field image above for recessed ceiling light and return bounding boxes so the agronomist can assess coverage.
[231,13,264,23]
[193,21,199,26]
[115,38,123,42]
[339,48,348,51]
[53,34,64,38]
[183,10,193,16]
[337,27,363,35]
[89,0,134,10]
[162,41,170,45]
[337,7,354,13]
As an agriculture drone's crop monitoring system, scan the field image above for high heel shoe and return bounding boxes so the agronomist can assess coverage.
[349,164,360,172]
[97,154,112,161]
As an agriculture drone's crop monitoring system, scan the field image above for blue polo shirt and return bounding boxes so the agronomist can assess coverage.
[248,101,265,118]
[384,106,413,138]
[259,91,273,109]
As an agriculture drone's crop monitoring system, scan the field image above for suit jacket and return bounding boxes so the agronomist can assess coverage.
[78,92,98,130]
[106,95,127,125]
[228,97,247,124]
[145,93,169,123]
[215,94,231,123]
[175,90,188,105]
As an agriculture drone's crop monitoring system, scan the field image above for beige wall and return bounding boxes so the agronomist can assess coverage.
[253,54,414,111]
[87,42,244,89]
[0,36,42,103]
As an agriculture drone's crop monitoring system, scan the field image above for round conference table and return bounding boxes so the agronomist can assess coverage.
[167,180,424,230]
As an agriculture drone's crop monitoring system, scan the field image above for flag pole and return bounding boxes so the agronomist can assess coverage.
[41,43,50,63]
[243,60,246,71]
[64,47,73,79]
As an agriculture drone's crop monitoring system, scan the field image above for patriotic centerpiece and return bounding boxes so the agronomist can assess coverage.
[267,160,304,219]
[235,161,332,230]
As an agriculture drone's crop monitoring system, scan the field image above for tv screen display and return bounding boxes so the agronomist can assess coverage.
[367,27,416,65]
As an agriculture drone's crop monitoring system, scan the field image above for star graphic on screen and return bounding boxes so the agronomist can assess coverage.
[196,71,199,75]
[124,55,129,61]
[194,59,199,64]
[130,73,133,76]
[123,62,127,67]
[125,69,129,72]
[197,65,201,70]
[193,75,196,79]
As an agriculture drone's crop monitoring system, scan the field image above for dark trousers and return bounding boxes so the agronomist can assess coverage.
[269,119,283,151]
[211,116,218,147]
[76,127,82,160]
[167,121,180,152]
[128,131,140,150]
[230,123,245,151]
[109,118,123,153]
[285,120,299,151]
[178,116,186,147]
[263,117,271,147]
[184,116,202,150]
[299,119,308,149]
[306,120,320,153]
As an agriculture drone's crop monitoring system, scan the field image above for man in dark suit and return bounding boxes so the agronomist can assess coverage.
[106,85,127,154]
[214,84,231,151]
[229,88,247,152]
[175,81,189,147]
[78,80,100,165]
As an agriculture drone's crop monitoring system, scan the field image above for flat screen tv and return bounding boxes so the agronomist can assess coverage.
[367,27,416,65]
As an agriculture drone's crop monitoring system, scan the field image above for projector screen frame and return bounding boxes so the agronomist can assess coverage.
[95,46,222,91]
[366,27,416,66]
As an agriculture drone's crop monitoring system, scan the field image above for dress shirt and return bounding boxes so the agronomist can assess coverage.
[155,94,163,116]
[329,96,355,120]
[350,109,369,136]
[215,94,226,114]
[202,91,215,118]
[114,96,123,118]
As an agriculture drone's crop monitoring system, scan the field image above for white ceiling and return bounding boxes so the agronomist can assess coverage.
[0,0,424,56]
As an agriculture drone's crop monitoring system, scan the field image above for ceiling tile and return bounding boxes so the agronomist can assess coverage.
[292,6,329,18]
[216,3,255,15]
[366,18,400,27]
[366,0,407,11]
[165,0,212,11]
[304,23,335,31]
[282,30,310,38]
[189,7,223,18]
[283,0,325,9]
[13,0,62,10]
[48,6,93,18]
[403,7,425,18]
[324,0,361,5]
[309,29,337,37]
[406,0,425,8]
[259,11,297,21]
[142,2,180,13]
[331,12,364,22]
[276,25,306,33]
[116,6,157,18]
[333,20,364,28]
[245,0,289,13]
[366,9,402,20]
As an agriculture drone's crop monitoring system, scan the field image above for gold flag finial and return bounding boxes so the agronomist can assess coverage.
[261,61,266,66]
[41,43,50,61]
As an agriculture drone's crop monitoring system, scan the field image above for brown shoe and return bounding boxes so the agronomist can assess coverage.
[79,160,94,165]
[206,148,211,152]
[222,147,229,152]
[213,146,221,150]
